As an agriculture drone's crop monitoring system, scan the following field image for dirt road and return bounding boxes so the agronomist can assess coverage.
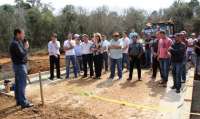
[0,54,193,119]
[23,69,184,119]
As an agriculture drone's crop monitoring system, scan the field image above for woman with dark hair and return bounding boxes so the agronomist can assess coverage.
[91,33,103,79]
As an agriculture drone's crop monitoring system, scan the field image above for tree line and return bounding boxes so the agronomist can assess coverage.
[0,0,200,53]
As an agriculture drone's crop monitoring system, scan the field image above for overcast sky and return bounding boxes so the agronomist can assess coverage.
[0,0,192,13]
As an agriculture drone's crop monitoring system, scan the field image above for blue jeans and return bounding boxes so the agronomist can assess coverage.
[13,64,28,106]
[181,57,187,81]
[65,55,78,78]
[122,53,130,70]
[186,51,196,65]
[110,58,122,79]
[196,55,200,75]
[159,58,170,82]
[145,49,151,67]
[172,62,183,90]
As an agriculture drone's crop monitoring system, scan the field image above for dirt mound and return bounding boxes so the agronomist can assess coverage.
[5,105,97,119]
[0,94,97,119]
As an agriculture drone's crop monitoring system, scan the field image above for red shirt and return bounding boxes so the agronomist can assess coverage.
[158,37,172,59]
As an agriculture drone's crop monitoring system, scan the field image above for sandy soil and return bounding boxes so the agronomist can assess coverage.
[0,94,97,119]
[0,54,193,119]
[0,54,65,79]
[21,69,167,119]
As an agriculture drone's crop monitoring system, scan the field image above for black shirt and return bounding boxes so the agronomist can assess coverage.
[151,39,159,53]
[128,42,144,57]
[170,42,186,63]
[195,41,200,56]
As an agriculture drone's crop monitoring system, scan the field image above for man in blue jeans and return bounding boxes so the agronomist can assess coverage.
[180,31,187,83]
[9,29,33,108]
[108,32,123,80]
[157,31,172,87]
[122,31,130,71]
[64,33,78,79]
[169,33,186,93]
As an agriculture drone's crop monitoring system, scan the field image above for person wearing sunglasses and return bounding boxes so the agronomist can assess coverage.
[108,32,124,80]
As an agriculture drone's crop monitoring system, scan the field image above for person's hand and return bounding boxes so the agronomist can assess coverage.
[24,41,29,49]
[168,47,172,51]
[168,52,171,57]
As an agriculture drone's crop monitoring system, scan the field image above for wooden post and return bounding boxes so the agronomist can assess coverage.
[39,71,44,105]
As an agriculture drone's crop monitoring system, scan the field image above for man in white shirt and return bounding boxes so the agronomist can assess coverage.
[102,35,110,72]
[108,32,123,80]
[63,33,78,79]
[81,34,94,78]
[122,31,130,71]
[48,33,61,80]
[74,34,83,73]
[186,33,197,65]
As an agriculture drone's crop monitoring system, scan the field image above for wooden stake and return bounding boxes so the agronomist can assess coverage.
[39,71,44,105]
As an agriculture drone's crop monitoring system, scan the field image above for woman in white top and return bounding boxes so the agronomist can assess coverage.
[81,34,94,78]
[91,33,104,79]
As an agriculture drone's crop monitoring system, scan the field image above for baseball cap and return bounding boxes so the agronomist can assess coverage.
[74,34,80,38]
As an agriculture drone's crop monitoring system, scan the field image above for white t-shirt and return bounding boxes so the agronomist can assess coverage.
[109,39,123,59]
[48,40,60,56]
[81,41,93,55]
[63,40,76,56]
[187,38,196,53]
[122,37,130,53]
[102,40,110,52]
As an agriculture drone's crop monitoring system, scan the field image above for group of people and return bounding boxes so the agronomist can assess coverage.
[48,30,200,94]
[9,28,200,109]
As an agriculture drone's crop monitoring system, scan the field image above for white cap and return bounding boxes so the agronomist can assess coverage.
[74,34,80,38]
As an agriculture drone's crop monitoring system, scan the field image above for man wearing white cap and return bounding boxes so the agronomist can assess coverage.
[74,34,83,73]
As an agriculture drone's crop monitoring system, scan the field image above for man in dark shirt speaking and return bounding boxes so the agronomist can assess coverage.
[9,29,33,108]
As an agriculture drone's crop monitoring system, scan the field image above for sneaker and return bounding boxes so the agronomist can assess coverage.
[21,103,34,109]
[159,80,165,84]
[65,76,69,80]
[158,82,167,87]
[162,83,167,87]
[176,89,180,93]
[57,77,63,79]
[118,78,122,80]
[171,86,176,89]
[138,78,142,81]
[48,77,54,80]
